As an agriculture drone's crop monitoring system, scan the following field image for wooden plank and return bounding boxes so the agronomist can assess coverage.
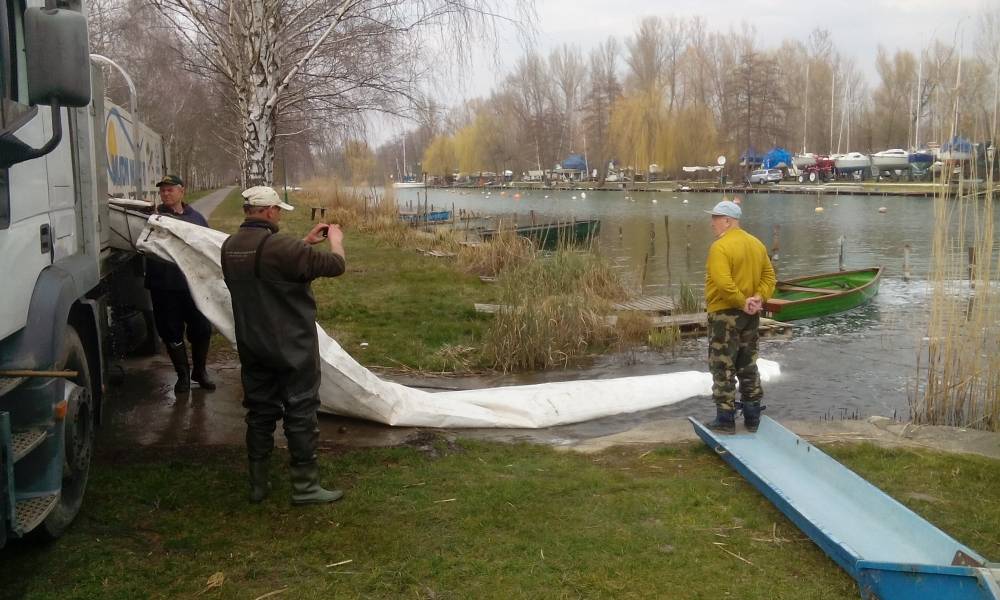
[611,295,675,313]
[776,284,841,295]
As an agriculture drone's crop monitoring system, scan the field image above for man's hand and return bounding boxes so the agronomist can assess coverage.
[744,295,763,315]
[326,224,345,257]
[303,223,330,245]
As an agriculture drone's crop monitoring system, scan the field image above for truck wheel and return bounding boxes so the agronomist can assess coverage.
[38,326,94,539]
[798,175,804,183]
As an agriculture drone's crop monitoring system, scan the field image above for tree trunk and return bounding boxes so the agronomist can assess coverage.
[239,0,280,187]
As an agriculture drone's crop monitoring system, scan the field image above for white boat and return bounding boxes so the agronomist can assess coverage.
[834,152,871,172]
[107,198,153,251]
[392,179,426,189]
[793,153,817,169]
[871,149,910,171]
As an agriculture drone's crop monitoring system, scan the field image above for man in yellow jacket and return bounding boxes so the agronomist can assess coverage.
[703,200,776,433]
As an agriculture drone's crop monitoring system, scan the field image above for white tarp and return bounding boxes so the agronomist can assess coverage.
[135,214,780,428]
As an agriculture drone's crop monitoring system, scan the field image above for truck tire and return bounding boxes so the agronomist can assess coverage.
[38,326,94,539]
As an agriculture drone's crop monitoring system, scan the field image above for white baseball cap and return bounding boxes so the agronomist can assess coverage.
[242,186,294,211]
[705,200,741,219]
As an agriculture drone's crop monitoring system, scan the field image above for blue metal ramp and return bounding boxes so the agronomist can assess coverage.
[689,416,1000,600]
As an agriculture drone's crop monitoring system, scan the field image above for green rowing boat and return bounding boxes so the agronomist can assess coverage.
[480,218,601,249]
[763,267,883,321]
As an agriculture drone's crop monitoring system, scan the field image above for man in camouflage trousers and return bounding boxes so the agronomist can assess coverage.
[703,200,776,433]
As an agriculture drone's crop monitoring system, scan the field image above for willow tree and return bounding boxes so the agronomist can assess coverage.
[150,0,526,186]
[609,90,665,172]
[422,134,457,178]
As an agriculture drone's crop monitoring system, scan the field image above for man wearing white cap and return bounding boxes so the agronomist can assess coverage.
[703,200,776,434]
[221,186,346,504]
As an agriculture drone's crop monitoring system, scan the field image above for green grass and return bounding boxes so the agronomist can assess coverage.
[209,189,497,371]
[2,441,996,599]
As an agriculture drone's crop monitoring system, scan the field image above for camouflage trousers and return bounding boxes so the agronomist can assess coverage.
[707,309,763,412]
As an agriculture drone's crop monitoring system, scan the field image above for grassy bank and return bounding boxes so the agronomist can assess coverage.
[2,441,996,599]
[208,184,639,373]
[209,187,498,372]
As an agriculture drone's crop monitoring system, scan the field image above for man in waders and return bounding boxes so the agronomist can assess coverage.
[146,174,216,394]
[221,186,346,504]
[703,200,776,434]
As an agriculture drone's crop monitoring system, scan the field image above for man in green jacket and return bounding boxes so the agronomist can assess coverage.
[221,186,346,504]
[703,200,776,434]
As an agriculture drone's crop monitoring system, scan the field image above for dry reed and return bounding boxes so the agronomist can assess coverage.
[910,135,1000,431]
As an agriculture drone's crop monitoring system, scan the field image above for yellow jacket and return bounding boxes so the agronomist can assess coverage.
[704,228,776,313]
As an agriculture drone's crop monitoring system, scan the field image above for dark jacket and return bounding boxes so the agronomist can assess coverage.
[145,203,210,290]
[220,218,345,381]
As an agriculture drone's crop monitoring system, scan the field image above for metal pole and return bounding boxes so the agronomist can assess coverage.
[90,54,143,204]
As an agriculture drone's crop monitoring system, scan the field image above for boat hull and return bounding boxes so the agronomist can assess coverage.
[871,155,910,171]
[764,267,882,321]
[393,182,426,189]
[834,155,872,172]
[793,154,817,168]
[481,219,601,249]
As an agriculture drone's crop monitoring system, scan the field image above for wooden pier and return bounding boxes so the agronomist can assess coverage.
[433,181,945,198]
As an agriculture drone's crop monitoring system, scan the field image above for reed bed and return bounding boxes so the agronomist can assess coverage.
[482,250,634,372]
[911,155,1000,431]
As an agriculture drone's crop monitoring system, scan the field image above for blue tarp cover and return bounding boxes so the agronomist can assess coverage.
[941,137,973,153]
[762,147,792,169]
[560,153,587,171]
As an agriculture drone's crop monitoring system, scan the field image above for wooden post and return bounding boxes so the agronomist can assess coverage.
[968,247,976,286]
[530,210,537,226]
[903,244,911,281]
[618,225,623,241]
[838,236,846,271]
[770,224,781,262]
[664,215,671,286]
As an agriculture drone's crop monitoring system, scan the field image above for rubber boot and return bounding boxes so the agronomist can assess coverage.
[165,341,190,394]
[248,460,271,503]
[290,462,344,505]
[189,338,216,391]
[743,403,766,433]
[706,407,736,434]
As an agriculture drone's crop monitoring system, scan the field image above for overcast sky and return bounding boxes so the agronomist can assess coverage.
[374,0,990,143]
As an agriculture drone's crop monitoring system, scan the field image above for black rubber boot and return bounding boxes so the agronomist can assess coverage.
[290,462,344,505]
[248,460,271,503]
[743,403,766,433]
[189,338,216,391]
[706,407,736,434]
[165,342,190,394]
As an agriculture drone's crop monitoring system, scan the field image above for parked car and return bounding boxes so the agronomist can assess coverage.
[747,168,783,184]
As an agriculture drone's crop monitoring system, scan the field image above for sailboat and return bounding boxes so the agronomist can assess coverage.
[393,133,426,189]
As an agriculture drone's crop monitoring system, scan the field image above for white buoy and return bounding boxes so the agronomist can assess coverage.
[544,195,550,199]
[581,192,587,199]
[572,195,578,200]
[682,199,689,204]
[652,198,658,204]
[878,207,887,213]
[815,206,824,213]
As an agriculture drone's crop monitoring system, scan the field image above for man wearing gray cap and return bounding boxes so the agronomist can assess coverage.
[703,200,776,433]
[221,186,346,504]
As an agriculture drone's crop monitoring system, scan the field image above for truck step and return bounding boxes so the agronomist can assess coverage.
[12,429,47,462]
[14,493,58,535]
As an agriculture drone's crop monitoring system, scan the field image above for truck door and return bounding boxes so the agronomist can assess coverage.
[1,0,53,342]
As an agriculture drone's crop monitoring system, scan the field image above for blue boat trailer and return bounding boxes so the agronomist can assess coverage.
[689,416,1000,600]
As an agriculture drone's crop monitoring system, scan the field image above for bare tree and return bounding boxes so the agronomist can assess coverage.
[549,44,586,160]
[149,0,525,186]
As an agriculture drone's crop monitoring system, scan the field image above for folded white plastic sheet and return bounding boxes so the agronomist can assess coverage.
[135,214,780,428]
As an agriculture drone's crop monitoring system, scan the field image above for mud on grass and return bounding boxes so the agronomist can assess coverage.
[3,441,997,599]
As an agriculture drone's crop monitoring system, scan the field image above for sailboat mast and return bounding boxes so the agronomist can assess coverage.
[829,70,836,154]
[914,57,923,149]
[802,62,809,153]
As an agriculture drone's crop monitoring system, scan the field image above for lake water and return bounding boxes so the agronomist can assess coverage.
[393,187,997,423]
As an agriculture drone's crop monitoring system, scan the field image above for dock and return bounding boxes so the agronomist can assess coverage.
[474,302,792,338]
[433,181,946,198]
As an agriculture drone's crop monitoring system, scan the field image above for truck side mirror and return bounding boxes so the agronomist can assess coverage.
[25,7,90,107]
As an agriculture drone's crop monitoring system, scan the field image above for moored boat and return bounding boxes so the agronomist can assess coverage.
[480,218,601,250]
[938,136,974,162]
[763,267,882,321]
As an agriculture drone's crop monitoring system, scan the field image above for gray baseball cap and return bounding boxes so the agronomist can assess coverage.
[705,200,741,219]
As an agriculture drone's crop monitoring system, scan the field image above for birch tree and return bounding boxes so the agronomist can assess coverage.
[150,0,524,186]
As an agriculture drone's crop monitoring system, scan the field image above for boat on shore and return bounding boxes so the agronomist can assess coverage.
[763,267,882,321]
[792,153,817,169]
[479,218,601,250]
[938,137,974,162]
[834,152,872,173]
[871,149,910,171]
